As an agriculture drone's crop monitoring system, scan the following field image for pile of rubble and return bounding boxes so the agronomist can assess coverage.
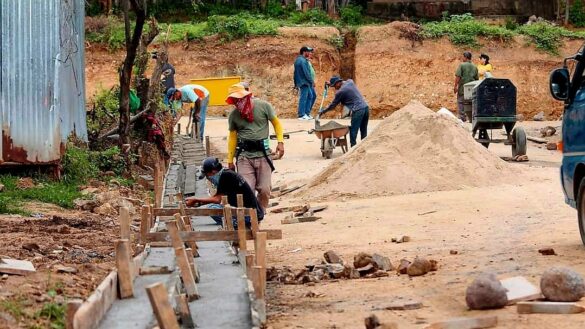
[267,251,438,285]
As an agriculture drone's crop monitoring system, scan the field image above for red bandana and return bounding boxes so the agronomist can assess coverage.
[228,95,254,123]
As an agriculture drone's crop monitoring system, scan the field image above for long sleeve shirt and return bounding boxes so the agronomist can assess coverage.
[293,55,314,88]
[322,80,368,114]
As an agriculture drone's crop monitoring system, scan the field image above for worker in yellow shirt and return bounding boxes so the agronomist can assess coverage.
[478,53,493,79]
[225,83,284,212]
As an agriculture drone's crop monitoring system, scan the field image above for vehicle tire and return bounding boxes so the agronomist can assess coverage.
[578,178,585,246]
[512,127,527,157]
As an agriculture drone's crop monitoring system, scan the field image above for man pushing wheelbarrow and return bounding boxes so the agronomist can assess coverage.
[318,76,370,147]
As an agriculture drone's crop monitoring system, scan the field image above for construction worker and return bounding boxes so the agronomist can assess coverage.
[454,51,479,122]
[225,83,284,212]
[185,157,263,228]
[294,46,315,120]
[166,84,210,140]
[319,76,370,147]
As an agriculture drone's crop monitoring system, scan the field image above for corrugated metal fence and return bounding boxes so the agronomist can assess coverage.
[0,0,87,165]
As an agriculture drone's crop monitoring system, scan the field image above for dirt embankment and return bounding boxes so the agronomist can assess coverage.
[86,23,579,119]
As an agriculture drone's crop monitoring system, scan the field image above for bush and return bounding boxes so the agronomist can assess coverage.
[571,0,585,28]
[207,15,250,40]
[88,86,119,137]
[289,8,333,25]
[62,146,99,184]
[518,22,568,54]
[90,146,127,176]
[85,16,126,50]
[340,5,363,26]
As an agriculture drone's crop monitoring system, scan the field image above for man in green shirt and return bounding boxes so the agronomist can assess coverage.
[225,84,285,211]
[454,51,479,122]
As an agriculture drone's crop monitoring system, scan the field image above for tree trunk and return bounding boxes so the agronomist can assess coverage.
[327,0,336,18]
[566,0,570,25]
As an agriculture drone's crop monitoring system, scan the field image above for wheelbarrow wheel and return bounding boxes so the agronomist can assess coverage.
[512,126,527,157]
[323,138,334,159]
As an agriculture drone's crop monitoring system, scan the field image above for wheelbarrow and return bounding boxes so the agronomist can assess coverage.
[310,114,350,159]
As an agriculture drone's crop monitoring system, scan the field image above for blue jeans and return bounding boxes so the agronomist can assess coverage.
[198,96,210,140]
[306,86,316,117]
[349,107,369,147]
[297,85,311,118]
[203,204,254,229]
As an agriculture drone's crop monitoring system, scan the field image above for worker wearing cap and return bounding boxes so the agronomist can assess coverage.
[294,46,316,120]
[454,51,479,122]
[319,76,370,147]
[167,84,210,140]
[185,157,263,228]
[225,83,284,212]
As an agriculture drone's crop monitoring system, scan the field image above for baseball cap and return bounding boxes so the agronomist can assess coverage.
[299,46,314,54]
[329,75,342,86]
[198,157,223,179]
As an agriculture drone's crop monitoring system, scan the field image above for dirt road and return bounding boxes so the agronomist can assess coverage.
[196,115,585,328]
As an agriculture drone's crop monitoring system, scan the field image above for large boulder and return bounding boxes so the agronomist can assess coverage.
[465,273,508,310]
[541,267,585,302]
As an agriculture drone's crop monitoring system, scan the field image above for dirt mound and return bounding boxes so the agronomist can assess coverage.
[298,100,519,200]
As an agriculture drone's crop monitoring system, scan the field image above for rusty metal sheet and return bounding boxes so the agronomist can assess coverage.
[0,0,87,165]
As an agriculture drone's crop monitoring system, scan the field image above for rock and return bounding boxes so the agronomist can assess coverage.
[540,126,557,137]
[54,265,78,274]
[400,236,411,243]
[546,142,557,151]
[354,252,373,269]
[429,259,439,272]
[516,113,525,121]
[94,203,117,216]
[391,237,397,242]
[22,242,40,252]
[397,259,411,274]
[407,257,432,277]
[326,263,346,279]
[357,263,377,276]
[324,250,343,264]
[465,273,508,310]
[540,267,585,302]
[348,266,361,279]
[137,175,154,190]
[538,248,556,256]
[450,250,459,255]
[74,199,97,211]
[372,253,394,271]
[305,259,323,271]
[80,187,99,196]
[117,198,136,215]
[364,314,398,329]
[365,270,390,279]
[533,111,545,121]
[57,225,71,234]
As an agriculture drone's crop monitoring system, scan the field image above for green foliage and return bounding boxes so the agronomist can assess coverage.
[158,22,209,42]
[329,35,344,49]
[91,146,128,176]
[504,17,519,31]
[36,301,65,329]
[340,5,363,26]
[85,16,126,50]
[571,0,585,28]
[207,13,280,40]
[289,8,334,25]
[62,145,100,184]
[0,298,26,321]
[265,0,296,18]
[518,22,585,54]
[0,175,83,212]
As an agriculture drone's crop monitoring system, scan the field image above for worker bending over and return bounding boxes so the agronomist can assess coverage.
[225,83,285,212]
[185,157,263,228]
[319,76,370,147]
[167,84,210,140]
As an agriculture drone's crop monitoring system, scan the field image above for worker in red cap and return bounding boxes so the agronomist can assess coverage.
[225,83,284,212]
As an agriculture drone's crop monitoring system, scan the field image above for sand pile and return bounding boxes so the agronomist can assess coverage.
[299,101,520,200]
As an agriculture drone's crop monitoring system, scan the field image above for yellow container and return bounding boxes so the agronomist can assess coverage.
[189,76,242,106]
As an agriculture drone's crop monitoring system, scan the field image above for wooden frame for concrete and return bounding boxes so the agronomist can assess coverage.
[147,229,282,242]
[115,239,134,299]
[146,282,180,329]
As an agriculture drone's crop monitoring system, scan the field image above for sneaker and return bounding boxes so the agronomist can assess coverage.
[298,116,307,120]
[306,115,314,120]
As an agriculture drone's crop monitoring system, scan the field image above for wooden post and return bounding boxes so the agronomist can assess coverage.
[245,254,255,278]
[185,248,200,283]
[65,299,82,329]
[168,194,174,204]
[205,136,211,157]
[119,206,131,241]
[176,192,184,202]
[166,220,183,250]
[224,205,234,231]
[179,202,187,216]
[140,205,151,244]
[175,294,195,328]
[252,265,266,299]
[220,196,228,206]
[154,163,162,208]
[255,232,267,269]
[146,282,180,329]
[115,239,134,298]
[236,208,247,252]
[175,247,199,301]
[177,123,181,135]
[236,194,244,208]
[250,209,259,237]
[174,213,187,232]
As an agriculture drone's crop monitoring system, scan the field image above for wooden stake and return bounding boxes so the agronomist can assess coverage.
[154,164,162,208]
[65,299,82,329]
[119,207,131,241]
[175,192,184,202]
[115,239,134,299]
[255,232,267,269]
[147,229,283,242]
[174,213,187,232]
[236,208,247,252]
[140,205,151,244]
[166,220,183,250]
[205,136,211,157]
[175,247,199,301]
[146,282,180,329]
[252,265,265,300]
[250,209,259,237]
[236,194,244,208]
[245,254,255,278]
[185,248,200,283]
[175,294,195,328]
[220,196,228,206]
[168,194,174,204]
[224,205,234,231]
[179,202,187,216]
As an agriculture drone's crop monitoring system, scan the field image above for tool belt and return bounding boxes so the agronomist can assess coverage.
[235,139,275,172]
